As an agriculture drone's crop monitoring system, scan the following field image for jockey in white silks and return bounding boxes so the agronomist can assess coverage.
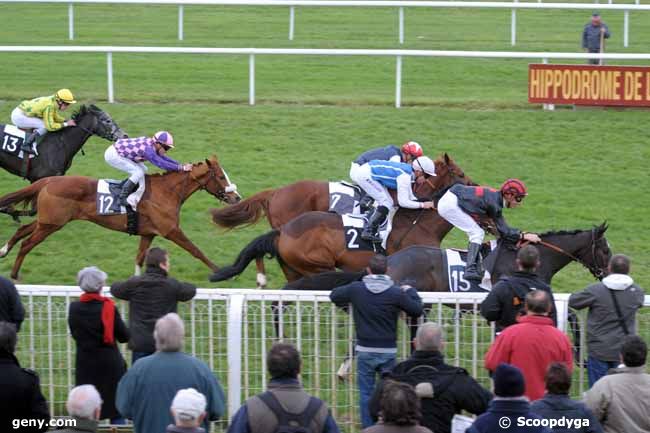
[104,131,192,209]
[355,157,437,243]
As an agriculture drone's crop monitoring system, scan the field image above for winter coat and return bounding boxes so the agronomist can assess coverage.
[0,275,25,331]
[530,394,603,433]
[467,398,552,433]
[110,266,196,353]
[369,350,492,433]
[568,274,644,362]
[68,299,130,420]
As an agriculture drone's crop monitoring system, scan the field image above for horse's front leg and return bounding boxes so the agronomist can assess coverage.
[164,227,218,271]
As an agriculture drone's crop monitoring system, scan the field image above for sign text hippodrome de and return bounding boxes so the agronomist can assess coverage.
[528,64,650,106]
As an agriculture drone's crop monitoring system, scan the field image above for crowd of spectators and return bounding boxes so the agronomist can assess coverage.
[0,250,648,433]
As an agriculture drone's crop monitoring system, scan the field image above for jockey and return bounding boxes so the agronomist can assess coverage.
[11,89,78,154]
[104,131,192,208]
[437,179,542,282]
[356,156,437,243]
[350,141,423,211]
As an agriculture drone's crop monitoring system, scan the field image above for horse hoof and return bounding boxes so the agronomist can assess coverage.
[0,243,8,258]
[256,272,268,288]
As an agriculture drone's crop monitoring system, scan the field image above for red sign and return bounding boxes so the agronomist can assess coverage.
[528,64,650,107]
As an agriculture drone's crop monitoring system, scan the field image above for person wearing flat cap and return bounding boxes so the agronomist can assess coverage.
[68,266,130,424]
[168,388,208,433]
[467,364,552,433]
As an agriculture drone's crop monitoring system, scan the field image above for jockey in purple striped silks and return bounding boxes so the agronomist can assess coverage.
[104,131,192,209]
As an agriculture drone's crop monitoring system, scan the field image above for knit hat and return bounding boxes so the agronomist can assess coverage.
[77,266,107,293]
[493,363,525,397]
[171,388,207,421]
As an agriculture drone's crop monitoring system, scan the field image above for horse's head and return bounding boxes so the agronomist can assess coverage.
[190,156,241,204]
[73,104,128,142]
[413,153,473,199]
[578,222,611,280]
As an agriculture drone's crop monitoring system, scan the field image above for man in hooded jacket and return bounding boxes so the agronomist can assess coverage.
[569,254,645,387]
[330,254,423,428]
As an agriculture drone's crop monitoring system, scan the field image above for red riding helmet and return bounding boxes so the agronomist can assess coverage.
[401,141,423,158]
[500,178,528,197]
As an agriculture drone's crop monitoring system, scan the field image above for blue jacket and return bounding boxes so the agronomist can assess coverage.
[448,184,521,243]
[467,398,552,433]
[116,351,225,433]
[368,160,413,190]
[329,275,423,350]
[354,145,402,165]
[530,394,603,433]
[582,23,610,51]
[227,379,340,433]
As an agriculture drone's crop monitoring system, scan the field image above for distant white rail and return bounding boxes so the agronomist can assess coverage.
[2,45,650,107]
[2,1,647,46]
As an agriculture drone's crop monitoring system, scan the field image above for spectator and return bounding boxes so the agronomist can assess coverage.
[485,290,573,401]
[56,385,103,433]
[584,335,650,433]
[116,313,225,433]
[467,364,552,433]
[68,266,129,423]
[363,381,432,433]
[480,245,557,333]
[369,322,491,433]
[330,254,423,428]
[227,343,340,433]
[0,275,25,331]
[0,321,49,433]
[569,254,645,387]
[530,363,603,433]
[168,388,208,433]
[582,12,610,65]
[111,247,196,364]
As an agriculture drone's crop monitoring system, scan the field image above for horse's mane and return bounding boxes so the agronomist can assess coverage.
[540,225,605,238]
[147,161,206,178]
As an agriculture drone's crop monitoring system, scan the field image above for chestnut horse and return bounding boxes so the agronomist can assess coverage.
[211,153,467,286]
[210,156,474,284]
[0,156,240,280]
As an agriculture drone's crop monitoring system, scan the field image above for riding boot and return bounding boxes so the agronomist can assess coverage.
[358,194,374,214]
[464,242,484,281]
[119,180,138,208]
[361,206,388,243]
[21,131,39,154]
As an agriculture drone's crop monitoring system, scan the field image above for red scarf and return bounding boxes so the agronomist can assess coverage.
[79,293,116,345]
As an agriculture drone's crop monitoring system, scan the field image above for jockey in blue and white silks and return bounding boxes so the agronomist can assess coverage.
[356,157,436,243]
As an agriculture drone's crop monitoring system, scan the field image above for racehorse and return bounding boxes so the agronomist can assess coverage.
[284,223,612,292]
[209,155,474,284]
[1,104,127,182]
[210,153,468,287]
[0,156,240,280]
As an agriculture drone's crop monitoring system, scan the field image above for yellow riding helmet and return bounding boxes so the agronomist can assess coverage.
[55,89,77,104]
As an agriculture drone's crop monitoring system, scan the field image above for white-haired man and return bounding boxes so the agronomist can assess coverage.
[168,388,208,433]
[56,385,103,433]
[116,313,225,433]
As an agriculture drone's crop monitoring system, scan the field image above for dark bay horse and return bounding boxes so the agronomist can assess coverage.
[0,156,240,280]
[209,156,474,284]
[1,104,127,182]
[285,223,612,292]
[211,153,467,287]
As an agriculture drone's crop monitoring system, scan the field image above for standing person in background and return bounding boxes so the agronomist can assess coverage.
[68,266,129,424]
[111,247,196,364]
[330,254,423,428]
[569,254,645,387]
[0,275,24,332]
[480,245,557,334]
[582,12,610,65]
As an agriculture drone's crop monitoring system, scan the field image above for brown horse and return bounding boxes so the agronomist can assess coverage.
[210,156,474,284]
[211,154,468,286]
[0,156,240,280]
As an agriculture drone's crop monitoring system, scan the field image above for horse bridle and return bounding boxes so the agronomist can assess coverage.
[531,228,606,279]
[187,164,236,202]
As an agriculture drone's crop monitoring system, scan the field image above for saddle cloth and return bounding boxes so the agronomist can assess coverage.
[444,240,498,292]
[341,207,396,251]
[0,124,36,159]
[96,179,127,215]
[329,181,362,215]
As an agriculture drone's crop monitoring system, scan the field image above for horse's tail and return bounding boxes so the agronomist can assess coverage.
[210,189,275,229]
[0,178,50,210]
[209,230,280,282]
[282,270,366,291]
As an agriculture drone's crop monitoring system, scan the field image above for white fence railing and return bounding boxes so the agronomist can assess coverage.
[2,45,650,107]
[13,285,650,430]
[2,1,648,46]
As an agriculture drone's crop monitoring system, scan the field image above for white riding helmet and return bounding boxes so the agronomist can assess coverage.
[412,156,436,176]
